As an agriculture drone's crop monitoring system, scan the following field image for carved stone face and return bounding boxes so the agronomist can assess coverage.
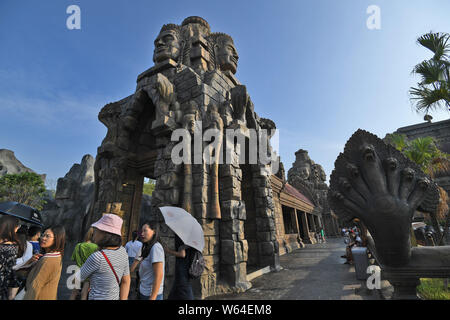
[153,30,181,63]
[299,164,310,180]
[183,114,196,135]
[317,166,326,181]
[216,38,239,74]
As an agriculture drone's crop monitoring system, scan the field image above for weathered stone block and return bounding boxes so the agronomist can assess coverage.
[252,165,271,177]
[255,187,271,198]
[166,160,182,174]
[256,206,274,219]
[200,219,219,236]
[220,240,235,264]
[220,219,242,239]
[220,240,243,265]
[220,187,241,201]
[219,165,242,180]
[193,172,209,186]
[193,163,210,174]
[190,46,210,61]
[158,172,179,189]
[259,241,274,256]
[193,185,209,204]
[207,236,219,256]
[165,188,180,205]
[194,203,208,219]
[240,239,248,262]
[256,217,275,232]
[203,254,220,273]
[220,200,246,221]
[256,231,275,242]
[152,189,165,203]
[252,177,270,188]
[219,176,239,190]
[221,262,248,288]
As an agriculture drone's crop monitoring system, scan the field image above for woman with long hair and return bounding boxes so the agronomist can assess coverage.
[80,214,130,300]
[0,215,24,300]
[9,226,33,299]
[131,221,165,300]
[22,225,65,300]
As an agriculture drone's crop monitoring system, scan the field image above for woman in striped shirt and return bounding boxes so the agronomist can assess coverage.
[80,214,130,300]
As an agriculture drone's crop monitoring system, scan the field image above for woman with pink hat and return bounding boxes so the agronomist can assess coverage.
[80,214,130,300]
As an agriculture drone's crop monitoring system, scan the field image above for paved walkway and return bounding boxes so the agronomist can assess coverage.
[208,237,383,300]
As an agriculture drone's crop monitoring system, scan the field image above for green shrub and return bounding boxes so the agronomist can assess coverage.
[417,278,450,300]
[0,172,47,210]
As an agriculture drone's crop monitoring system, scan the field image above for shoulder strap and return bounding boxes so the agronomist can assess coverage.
[100,250,120,285]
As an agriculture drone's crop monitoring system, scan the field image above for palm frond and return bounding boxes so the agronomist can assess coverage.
[417,32,450,61]
[410,85,450,113]
[412,60,447,84]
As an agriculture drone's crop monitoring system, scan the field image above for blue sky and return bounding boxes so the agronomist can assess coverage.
[1,0,450,188]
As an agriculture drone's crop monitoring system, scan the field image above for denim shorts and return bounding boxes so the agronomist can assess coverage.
[139,293,163,300]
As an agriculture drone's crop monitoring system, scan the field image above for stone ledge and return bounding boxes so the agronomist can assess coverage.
[246,266,271,282]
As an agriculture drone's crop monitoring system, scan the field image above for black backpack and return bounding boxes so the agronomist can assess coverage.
[188,249,205,279]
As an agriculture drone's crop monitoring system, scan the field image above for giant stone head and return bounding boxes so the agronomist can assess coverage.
[153,24,182,64]
[211,33,239,74]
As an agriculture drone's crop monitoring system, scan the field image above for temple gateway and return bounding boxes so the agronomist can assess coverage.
[82,16,339,298]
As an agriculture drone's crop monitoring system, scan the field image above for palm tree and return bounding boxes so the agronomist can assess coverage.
[386,133,450,244]
[409,32,450,115]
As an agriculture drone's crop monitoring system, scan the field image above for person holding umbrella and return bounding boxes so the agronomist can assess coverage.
[164,234,195,300]
[130,221,165,300]
[0,215,24,300]
[158,206,206,300]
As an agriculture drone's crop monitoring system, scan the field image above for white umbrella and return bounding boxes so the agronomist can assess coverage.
[159,206,204,252]
[412,222,427,230]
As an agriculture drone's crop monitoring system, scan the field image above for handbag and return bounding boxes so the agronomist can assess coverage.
[100,250,120,285]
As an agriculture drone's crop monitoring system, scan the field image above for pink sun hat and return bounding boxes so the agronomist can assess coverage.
[91,214,123,236]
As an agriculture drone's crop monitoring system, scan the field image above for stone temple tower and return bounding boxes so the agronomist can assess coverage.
[83,16,280,298]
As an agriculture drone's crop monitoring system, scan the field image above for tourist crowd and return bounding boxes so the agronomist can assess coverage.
[0,213,197,300]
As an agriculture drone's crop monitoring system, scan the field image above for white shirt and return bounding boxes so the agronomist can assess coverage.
[137,242,165,296]
[14,241,33,270]
[125,240,142,259]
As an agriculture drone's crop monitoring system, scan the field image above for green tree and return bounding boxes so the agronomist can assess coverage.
[143,179,156,196]
[409,32,450,115]
[386,134,450,177]
[386,133,450,243]
[0,172,47,210]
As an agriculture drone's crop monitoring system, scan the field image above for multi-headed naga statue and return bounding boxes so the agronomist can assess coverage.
[328,129,450,299]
